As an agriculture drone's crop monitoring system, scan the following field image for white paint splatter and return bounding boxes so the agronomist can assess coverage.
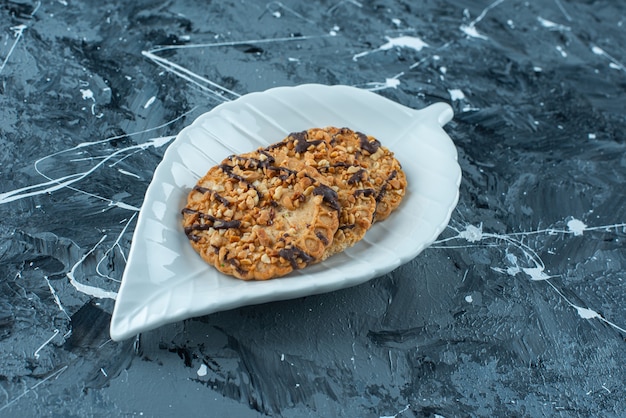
[385,78,401,88]
[197,364,208,376]
[95,212,137,282]
[361,73,403,91]
[545,280,626,333]
[67,235,118,300]
[522,265,553,281]
[143,95,156,109]
[45,276,70,319]
[459,224,483,242]
[0,365,69,413]
[537,16,571,31]
[143,35,330,100]
[460,24,487,40]
[591,45,626,72]
[80,88,95,101]
[592,46,605,55]
[449,88,465,101]
[34,329,60,359]
[567,218,587,236]
[432,218,626,335]
[576,306,599,319]
[117,168,141,179]
[353,36,428,61]
[382,36,428,52]
[1,132,175,206]
[0,25,28,75]
[380,404,410,418]
[459,0,506,40]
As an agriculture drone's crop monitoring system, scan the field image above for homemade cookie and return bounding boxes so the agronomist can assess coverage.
[320,127,407,222]
[264,127,406,256]
[182,150,340,280]
[264,129,378,258]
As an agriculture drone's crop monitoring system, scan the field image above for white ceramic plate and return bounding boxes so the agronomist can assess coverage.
[110,84,461,341]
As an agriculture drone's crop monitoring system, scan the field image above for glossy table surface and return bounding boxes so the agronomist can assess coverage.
[1,1,625,416]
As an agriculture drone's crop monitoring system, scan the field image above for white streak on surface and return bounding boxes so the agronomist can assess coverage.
[360,72,403,91]
[327,0,362,15]
[0,24,27,75]
[142,50,240,102]
[537,16,570,31]
[264,1,316,25]
[67,235,118,300]
[143,95,156,109]
[380,404,410,418]
[95,213,137,282]
[591,45,626,72]
[460,24,487,40]
[546,280,626,333]
[353,36,428,61]
[379,36,428,52]
[143,35,330,99]
[34,329,60,359]
[554,0,572,21]
[460,0,506,40]
[45,277,71,319]
[431,217,626,335]
[117,168,141,179]
[576,306,599,319]
[0,365,69,413]
[0,127,176,206]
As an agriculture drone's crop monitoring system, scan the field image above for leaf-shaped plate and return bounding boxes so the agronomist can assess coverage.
[110,84,461,341]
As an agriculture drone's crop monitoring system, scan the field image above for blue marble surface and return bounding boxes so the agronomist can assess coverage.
[1,0,625,416]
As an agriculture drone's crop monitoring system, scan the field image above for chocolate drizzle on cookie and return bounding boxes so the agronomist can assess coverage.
[354,188,376,198]
[312,184,340,212]
[357,131,381,154]
[181,208,242,241]
[218,163,263,198]
[227,258,247,277]
[193,186,231,207]
[316,231,329,245]
[278,246,315,269]
[376,170,397,203]
[347,168,366,185]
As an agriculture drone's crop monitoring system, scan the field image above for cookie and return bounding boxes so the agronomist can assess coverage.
[319,127,407,222]
[182,149,340,280]
[264,127,406,256]
[264,129,378,258]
